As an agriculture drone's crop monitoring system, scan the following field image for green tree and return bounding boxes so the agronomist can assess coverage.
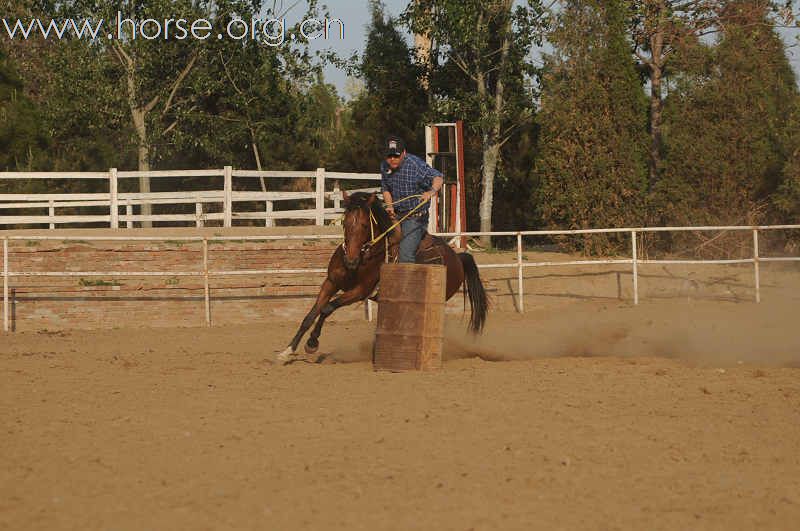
[406,0,546,245]
[332,0,427,172]
[0,47,50,172]
[630,1,798,188]
[629,1,718,187]
[659,0,799,228]
[534,0,649,254]
[775,137,800,223]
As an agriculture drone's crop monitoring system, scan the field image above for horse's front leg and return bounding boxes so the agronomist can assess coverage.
[276,278,337,363]
[305,282,373,354]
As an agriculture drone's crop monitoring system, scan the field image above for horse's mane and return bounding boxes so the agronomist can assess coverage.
[345,192,396,236]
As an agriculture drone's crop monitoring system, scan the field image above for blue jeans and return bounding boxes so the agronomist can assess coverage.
[399,217,427,263]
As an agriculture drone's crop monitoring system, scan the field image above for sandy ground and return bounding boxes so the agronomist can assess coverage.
[2,296,800,531]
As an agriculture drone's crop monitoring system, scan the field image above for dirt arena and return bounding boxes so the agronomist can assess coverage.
[2,286,800,530]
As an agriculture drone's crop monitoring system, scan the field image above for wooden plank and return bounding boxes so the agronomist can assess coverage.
[119,214,223,222]
[0,172,109,179]
[125,201,133,229]
[116,169,224,178]
[265,201,274,228]
[323,172,381,180]
[118,191,223,200]
[233,210,323,220]
[231,170,316,178]
[0,193,109,201]
[0,215,110,225]
[109,168,118,229]
[315,168,325,226]
[195,202,204,228]
[224,166,232,228]
[230,191,315,201]
[0,196,225,209]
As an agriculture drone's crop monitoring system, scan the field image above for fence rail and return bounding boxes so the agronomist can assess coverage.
[2,225,799,332]
[0,167,381,229]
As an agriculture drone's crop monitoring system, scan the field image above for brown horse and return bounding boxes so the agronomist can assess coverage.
[276,191,487,363]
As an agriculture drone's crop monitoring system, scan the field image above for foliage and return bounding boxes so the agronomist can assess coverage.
[404,0,546,241]
[534,0,649,254]
[659,0,800,227]
[330,0,427,172]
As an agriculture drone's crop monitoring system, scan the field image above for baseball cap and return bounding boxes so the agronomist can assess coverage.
[384,136,406,157]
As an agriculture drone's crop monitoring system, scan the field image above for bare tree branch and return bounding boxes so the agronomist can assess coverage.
[161,51,198,117]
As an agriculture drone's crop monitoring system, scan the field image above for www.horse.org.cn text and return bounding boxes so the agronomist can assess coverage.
[2,13,345,47]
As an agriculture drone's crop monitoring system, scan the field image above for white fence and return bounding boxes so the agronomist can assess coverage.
[2,225,799,332]
[0,168,381,228]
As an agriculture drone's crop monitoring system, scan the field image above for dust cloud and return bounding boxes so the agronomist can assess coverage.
[442,297,800,368]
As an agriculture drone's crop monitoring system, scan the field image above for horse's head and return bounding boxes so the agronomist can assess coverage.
[341,191,378,272]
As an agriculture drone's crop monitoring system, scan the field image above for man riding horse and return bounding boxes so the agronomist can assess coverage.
[275,136,487,364]
[380,135,444,263]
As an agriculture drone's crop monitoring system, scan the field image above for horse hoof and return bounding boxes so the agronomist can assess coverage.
[305,343,319,355]
[276,347,295,365]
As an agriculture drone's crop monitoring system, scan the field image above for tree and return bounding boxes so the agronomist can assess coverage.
[775,136,800,224]
[630,0,800,189]
[659,0,799,230]
[534,0,649,254]
[331,0,427,172]
[630,1,719,187]
[405,0,546,246]
[0,47,50,172]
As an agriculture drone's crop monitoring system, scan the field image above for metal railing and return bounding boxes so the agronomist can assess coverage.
[2,225,799,332]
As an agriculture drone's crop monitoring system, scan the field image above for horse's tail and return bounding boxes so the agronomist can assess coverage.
[458,252,488,334]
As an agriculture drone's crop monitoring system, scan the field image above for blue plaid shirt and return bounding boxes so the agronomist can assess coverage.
[380,153,443,215]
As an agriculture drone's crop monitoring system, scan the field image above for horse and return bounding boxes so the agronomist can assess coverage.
[276,191,487,364]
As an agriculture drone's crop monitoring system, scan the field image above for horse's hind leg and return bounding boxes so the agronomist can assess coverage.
[277,279,336,363]
[305,284,370,354]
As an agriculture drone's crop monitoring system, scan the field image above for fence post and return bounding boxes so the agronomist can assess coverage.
[126,200,133,229]
[48,200,55,230]
[109,168,119,229]
[203,238,211,326]
[195,200,203,228]
[3,237,8,332]
[753,229,760,303]
[631,230,639,305]
[224,166,233,228]
[315,168,326,226]
[333,180,341,210]
[517,232,524,313]
[265,201,274,228]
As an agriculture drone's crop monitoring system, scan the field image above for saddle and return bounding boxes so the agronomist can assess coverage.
[386,231,446,265]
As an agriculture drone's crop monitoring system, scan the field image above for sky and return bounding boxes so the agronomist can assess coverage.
[290,1,800,97]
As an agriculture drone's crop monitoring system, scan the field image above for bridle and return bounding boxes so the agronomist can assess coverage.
[341,195,432,267]
[342,207,379,266]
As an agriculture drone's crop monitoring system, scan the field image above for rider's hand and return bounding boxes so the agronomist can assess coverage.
[386,206,396,219]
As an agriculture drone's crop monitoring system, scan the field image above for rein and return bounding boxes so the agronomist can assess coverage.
[341,193,432,261]
[364,194,431,250]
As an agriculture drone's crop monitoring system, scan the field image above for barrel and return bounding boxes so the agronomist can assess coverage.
[373,264,446,372]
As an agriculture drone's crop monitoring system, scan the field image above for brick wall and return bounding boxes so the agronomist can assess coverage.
[1,227,371,331]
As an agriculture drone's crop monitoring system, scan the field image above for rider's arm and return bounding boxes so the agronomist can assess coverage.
[422,159,444,200]
[383,190,395,217]
[380,162,396,217]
